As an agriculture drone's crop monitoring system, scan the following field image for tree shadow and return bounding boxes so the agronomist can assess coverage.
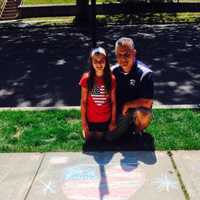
[0,23,199,106]
[0,24,92,106]
[96,24,200,105]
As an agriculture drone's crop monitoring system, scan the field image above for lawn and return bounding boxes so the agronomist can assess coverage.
[23,0,76,4]
[20,0,200,24]
[19,12,200,26]
[0,109,199,152]
[22,0,200,5]
[22,0,118,5]
[0,0,4,9]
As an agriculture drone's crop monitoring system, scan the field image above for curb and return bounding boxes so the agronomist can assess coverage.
[153,104,200,109]
[0,104,199,111]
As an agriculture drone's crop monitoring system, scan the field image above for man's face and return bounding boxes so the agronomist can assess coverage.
[116,45,136,73]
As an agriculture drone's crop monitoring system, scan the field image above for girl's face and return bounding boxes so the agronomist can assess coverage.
[92,53,106,76]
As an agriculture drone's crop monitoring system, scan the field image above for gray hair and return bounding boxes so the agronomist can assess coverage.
[115,37,135,52]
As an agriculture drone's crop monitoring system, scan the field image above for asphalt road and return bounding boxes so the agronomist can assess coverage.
[0,23,199,107]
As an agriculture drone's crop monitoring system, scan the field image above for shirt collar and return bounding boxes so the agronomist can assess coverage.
[119,60,138,75]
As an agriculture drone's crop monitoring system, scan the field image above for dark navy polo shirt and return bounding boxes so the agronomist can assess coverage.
[111,60,154,114]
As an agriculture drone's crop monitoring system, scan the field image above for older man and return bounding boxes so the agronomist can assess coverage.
[106,37,154,140]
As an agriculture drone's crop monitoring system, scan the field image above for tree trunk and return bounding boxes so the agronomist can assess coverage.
[75,0,90,26]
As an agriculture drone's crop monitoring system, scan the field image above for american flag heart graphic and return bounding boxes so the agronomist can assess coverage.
[62,163,145,200]
[91,85,109,106]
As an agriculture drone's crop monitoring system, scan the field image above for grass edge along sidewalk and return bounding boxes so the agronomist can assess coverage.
[0,107,199,152]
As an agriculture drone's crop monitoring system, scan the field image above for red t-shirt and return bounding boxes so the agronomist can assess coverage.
[79,72,116,123]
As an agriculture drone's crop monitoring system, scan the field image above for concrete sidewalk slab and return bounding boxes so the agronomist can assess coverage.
[172,151,200,200]
[26,152,184,200]
[0,153,43,200]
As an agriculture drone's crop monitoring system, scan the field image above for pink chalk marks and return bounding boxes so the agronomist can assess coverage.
[62,163,145,200]
[49,156,69,165]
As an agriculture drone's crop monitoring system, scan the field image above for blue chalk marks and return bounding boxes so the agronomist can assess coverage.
[64,165,98,180]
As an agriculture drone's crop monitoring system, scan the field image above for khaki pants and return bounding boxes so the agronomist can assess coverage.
[105,108,152,141]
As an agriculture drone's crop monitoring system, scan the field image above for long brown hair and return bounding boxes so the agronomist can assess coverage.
[87,48,112,93]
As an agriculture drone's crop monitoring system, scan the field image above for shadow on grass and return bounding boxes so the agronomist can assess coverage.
[82,131,155,151]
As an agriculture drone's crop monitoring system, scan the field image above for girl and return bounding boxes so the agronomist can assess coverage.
[79,47,116,140]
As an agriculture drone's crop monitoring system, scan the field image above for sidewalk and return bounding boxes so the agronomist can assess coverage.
[0,151,199,200]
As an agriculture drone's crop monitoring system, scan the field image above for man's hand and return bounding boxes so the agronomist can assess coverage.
[134,109,152,131]
[122,99,153,116]
[122,102,131,116]
[109,122,117,132]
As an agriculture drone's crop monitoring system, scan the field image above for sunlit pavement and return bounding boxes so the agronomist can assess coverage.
[0,151,199,200]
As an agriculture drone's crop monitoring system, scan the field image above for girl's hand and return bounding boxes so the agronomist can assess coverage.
[109,122,117,132]
[82,123,90,139]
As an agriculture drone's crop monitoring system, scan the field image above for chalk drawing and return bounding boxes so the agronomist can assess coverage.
[39,180,56,195]
[50,156,68,165]
[29,154,41,161]
[64,165,97,180]
[62,163,145,200]
[152,173,178,192]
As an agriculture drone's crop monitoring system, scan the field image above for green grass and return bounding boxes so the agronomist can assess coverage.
[0,109,199,152]
[148,109,200,150]
[0,0,3,6]
[22,0,200,5]
[20,0,200,24]
[23,0,75,5]
[0,0,4,9]
[19,16,75,26]
[22,0,117,5]
[103,12,200,24]
[0,110,82,152]
[18,12,200,27]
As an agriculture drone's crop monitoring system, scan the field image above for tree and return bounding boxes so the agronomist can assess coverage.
[75,0,90,25]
